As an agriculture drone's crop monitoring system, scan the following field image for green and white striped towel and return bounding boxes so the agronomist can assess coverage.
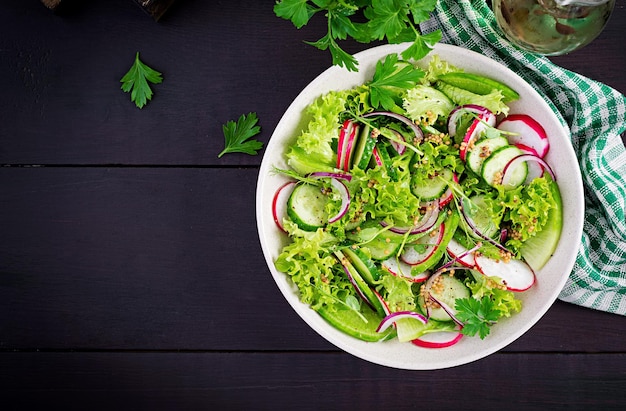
[420,0,626,314]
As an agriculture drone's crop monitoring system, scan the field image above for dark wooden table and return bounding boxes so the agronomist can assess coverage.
[1,1,625,409]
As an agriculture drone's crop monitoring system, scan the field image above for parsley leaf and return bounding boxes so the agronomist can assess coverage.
[367,53,424,110]
[218,112,263,158]
[274,0,440,71]
[120,52,163,109]
[455,296,502,339]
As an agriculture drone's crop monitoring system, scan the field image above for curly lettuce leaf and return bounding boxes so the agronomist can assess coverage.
[286,90,350,174]
[403,84,455,125]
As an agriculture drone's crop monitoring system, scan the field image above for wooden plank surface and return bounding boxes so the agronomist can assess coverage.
[1,352,625,410]
[1,0,625,408]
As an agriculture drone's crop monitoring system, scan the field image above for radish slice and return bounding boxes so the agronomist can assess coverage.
[376,311,428,333]
[448,104,495,139]
[401,224,444,265]
[411,325,463,348]
[337,120,359,171]
[501,154,556,187]
[336,120,352,170]
[498,114,549,158]
[271,181,296,233]
[513,144,545,183]
[308,171,352,182]
[446,238,477,267]
[328,178,351,224]
[381,257,430,283]
[438,173,458,207]
[459,112,495,161]
[370,146,384,167]
[363,111,424,145]
[474,255,536,292]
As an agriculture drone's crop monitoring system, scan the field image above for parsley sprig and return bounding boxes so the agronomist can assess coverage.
[120,52,163,109]
[274,0,442,71]
[218,112,264,157]
[367,53,424,111]
[455,296,502,339]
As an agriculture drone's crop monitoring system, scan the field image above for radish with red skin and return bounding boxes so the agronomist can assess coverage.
[438,173,458,207]
[381,257,430,283]
[497,114,549,158]
[336,120,352,169]
[272,181,296,233]
[411,325,463,348]
[401,224,444,266]
[370,146,384,167]
[447,104,495,140]
[474,254,536,292]
[446,238,477,267]
[342,123,359,171]
[459,112,496,161]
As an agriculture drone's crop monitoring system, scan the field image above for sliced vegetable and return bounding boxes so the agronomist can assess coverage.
[352,124,377,170]
[328,178,351,224]
[519,175,563,270]
[447,104,495,140]
[272,181,296,233]
[411,167,455,201]
[437,72,520,102]
[381,257,430,282]
[459,112,496,161]
[287,183,329,231]
[317,304,393,342]
[474,255,536,292]
[481,145,528,189]
[401,224,444,266]
[411,325,463,348]
[465,136,509,175]
[501,154,556,187]
[497,114,549,158]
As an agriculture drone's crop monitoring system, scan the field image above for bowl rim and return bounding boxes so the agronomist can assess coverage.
[256,42,584,370]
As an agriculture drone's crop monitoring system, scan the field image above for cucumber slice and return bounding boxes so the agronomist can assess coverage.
[316,304,393,342]
[459,194,501,239]
[411,167,454,201]
[410,210,460,274]
[352,124,377,170]
[481,145,527,189]
[286,183,328,231]
[466,136,509,175]
[418,274,471,322]
[519,175,563,270]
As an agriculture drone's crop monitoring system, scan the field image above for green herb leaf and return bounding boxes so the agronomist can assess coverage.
[368,54,424,110]
[120,52,163,109]
[273,0,438,71]
[455,296,502,339]
[218,112,263,157]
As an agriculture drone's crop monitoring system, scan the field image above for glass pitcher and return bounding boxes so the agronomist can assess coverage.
[492,0,615,55]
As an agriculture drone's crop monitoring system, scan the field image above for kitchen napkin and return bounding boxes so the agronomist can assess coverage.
[420,0,626,315]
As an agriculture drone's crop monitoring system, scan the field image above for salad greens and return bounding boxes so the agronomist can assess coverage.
[272,53,561,345]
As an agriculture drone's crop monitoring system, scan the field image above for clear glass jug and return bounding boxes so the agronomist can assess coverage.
[492,0,615,55]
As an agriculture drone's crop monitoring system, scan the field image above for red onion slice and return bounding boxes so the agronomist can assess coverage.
[389,129,407,155]
[328,178,351,224]
[448,105,495,139]
[308,171,353,182]
[380,201,440,235]
[363,111,424,146]
[428,294,464,328]
[457,198,511,255]
[376,311,428,333]
[341,264,375,311]
[501,154,556,187]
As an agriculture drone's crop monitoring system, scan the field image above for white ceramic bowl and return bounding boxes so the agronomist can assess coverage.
[256,43,584,370]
